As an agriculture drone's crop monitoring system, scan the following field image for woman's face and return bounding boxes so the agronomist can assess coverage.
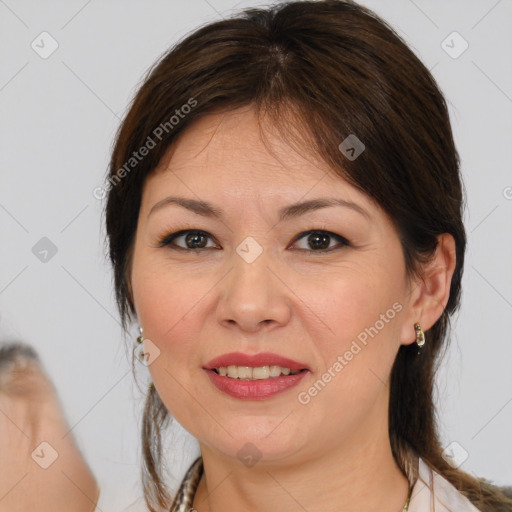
[131,106,419,465]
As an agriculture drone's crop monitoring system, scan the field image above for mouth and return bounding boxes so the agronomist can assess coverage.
[203,351,310,374]
[203,352,310,399]
[210,365,306,380]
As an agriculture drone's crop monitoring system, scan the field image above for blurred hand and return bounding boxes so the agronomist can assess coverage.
[0,343,100,512]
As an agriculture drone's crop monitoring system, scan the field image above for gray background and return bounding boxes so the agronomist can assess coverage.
[1,1,511,510]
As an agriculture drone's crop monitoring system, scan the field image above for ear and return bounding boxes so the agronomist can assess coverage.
[400,233,457,346]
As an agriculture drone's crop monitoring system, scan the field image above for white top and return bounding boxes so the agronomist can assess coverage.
[408,458,482,512]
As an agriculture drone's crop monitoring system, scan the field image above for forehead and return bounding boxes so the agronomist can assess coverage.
[157,107,321,176]
[145,106,370,206]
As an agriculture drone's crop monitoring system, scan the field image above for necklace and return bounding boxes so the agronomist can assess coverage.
[176,458,415,512]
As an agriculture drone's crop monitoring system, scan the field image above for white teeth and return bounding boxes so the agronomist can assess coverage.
[227,365,238,378]
[237,366,252,379]
[252,366,269,379]
[269,365,282,377]
[215,365,301,380]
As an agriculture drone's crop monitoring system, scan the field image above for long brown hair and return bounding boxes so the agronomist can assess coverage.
[104,1,512,510]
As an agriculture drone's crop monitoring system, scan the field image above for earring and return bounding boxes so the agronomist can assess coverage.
[136,326,144,344]
[414,323,425,348]
[135,326,145,361]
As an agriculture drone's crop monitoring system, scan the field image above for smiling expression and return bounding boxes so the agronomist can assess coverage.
[130,105,417,464]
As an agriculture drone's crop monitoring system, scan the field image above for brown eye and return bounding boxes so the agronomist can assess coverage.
[184,232,208,249]
[157,229,349,253]
[292,230,349,252]
[307,232,330,250]
[158,230,217,250]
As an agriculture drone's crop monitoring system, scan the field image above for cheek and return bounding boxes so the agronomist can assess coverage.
[312,262,402,344]
[292,278,403,435]
[131,246,201,331]
[130,252,218,366]
[302,263,404,400]
[131,255,192,375]
[131,262,210,427]
[132,269,202,362]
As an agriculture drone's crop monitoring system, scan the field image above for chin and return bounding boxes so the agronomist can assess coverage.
[199,423,307,465]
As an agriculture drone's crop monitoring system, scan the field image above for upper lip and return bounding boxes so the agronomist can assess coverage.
[203,352,310,371]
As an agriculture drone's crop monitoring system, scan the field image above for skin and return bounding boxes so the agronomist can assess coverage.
[130,105,456,512]
[0,356,99,511]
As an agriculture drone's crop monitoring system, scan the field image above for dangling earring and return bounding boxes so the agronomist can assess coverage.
[135,326,160,369]
[135,326,145,361]
[136,326,144,345]
[414,323,425,348]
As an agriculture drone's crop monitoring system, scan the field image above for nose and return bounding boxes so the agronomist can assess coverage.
[216,253,292,333]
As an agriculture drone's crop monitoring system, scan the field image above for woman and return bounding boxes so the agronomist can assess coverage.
[104,1,512,511]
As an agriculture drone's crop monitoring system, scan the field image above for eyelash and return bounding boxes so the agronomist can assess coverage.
[156,227,350,253]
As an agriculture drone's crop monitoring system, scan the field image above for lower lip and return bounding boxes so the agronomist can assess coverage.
[203,369,309,400]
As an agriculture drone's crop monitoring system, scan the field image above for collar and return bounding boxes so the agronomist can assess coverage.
[408,457,482,512]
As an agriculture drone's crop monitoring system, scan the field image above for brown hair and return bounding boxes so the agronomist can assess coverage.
[104,1,512,511]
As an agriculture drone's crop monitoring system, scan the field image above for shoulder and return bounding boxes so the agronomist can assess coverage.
[408,458,482,512]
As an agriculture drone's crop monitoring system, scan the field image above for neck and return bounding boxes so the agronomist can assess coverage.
[192,427,410,512]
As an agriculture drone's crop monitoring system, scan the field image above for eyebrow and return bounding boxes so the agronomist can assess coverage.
[147,196,371,222]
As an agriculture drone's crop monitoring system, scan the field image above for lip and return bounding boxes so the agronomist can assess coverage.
[203,368,309,400]
[203,352,310,371]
